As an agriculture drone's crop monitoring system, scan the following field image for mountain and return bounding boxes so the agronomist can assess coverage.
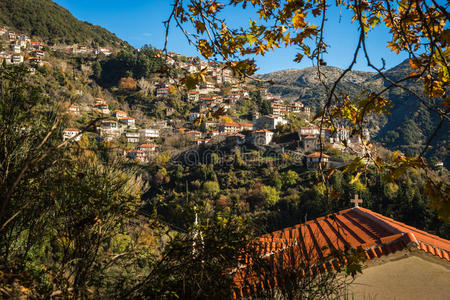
[0,0,129,48]
[258,61,449,164]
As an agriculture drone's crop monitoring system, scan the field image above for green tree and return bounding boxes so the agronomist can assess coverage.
[281,170,300,188]
[261,185,280,207]
[203,181,220,196]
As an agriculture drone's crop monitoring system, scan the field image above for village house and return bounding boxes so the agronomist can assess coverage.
[32,50,45,58]
[154,120,168,128]
[224,133,246,146]
[97,48,112,56]
[93,103,110,114]
[31,42,43,50]
[232,205,450,299]
[13,39,27,48]
[219,123,241,134]
[0,53,12,65]
[205,130,219,138]
[124,131,140,143]
[254,115,288,130]
[192,138,211,146]
[240,123,253,131]
[63,128,82,141]
[99,120,120,137]
[125,149,147,162]
[187,91,200,102]
[11,55,23,64]
[113,110,127,119]
[69,104,80,114]
[298,125,320,138]
[185,130,203,138]
[119,117,136,128]
[250,129,274,145]
[306,152,330,169]
[29,57,43,67]
[302,135,318,151]
[139,128,160,139]
[156,87,169,97]
[138,144,160,153]
[11,44,21,54]
[202,121,219,131]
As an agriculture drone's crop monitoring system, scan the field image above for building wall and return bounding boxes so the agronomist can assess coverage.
[348,255,450,300]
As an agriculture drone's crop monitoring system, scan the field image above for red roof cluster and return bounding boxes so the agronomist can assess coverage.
[232,207,450,298]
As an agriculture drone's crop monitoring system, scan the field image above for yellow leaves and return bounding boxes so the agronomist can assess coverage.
[349,172,361,185]
[292,12,307,29]
[368,16,380,28]
[425,180,450,222]
[246,34,258,46]
[294,53,304,63]
[208,2,224,14]
[409,58,419,69]
[198,39,213,58]
[168,85,178,95]
[195,21,207,34]
[442,29,450,44]
[182,70,207,90]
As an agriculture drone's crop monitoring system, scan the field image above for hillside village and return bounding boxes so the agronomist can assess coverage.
[0,26,374,167]
[1,1,449,299]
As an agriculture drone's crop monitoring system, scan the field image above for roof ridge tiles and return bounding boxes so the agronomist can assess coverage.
[357,207,450,248]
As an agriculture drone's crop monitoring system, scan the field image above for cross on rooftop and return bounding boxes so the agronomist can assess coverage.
[351,194,363,207]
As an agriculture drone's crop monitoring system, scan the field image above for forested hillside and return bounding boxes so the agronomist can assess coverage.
[0,0,128,48]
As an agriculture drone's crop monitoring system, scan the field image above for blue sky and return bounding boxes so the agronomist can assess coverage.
[53,0,408,74]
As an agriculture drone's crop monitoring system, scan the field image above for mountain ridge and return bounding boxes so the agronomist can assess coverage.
[258,60,448,164]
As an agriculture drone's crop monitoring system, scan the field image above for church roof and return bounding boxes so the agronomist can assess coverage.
[232,207,450,298]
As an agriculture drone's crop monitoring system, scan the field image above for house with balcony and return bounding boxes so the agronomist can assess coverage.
[124,131,140,143]
[139,128,160,139]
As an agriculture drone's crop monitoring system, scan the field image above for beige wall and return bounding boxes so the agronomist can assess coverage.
[348,255,450,300]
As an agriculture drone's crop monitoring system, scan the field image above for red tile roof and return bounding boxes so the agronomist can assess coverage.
[64,128,80,132]
[139,144,160,148]
[306,152,330,158]
[232,207,450,298]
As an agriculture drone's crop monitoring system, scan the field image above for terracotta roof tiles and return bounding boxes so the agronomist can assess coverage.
[232,207,450,298]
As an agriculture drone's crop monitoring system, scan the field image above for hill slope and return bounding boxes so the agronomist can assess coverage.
[0,0,128,48]
[259,61,449,164]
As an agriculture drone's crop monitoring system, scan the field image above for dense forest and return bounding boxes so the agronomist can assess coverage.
[0,0,128,48]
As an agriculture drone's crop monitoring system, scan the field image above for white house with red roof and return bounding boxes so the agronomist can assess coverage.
[306,152,330,169]
[93,103,110,115]
[138,144,160,153]
[113,110,127,119]
[69,104,80,114]
[119,117,136,128]
[125,149,147,162]
[63,128,81,141]
[219,123,241,134]
[156,87,169,97]
[250,129,274,145]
